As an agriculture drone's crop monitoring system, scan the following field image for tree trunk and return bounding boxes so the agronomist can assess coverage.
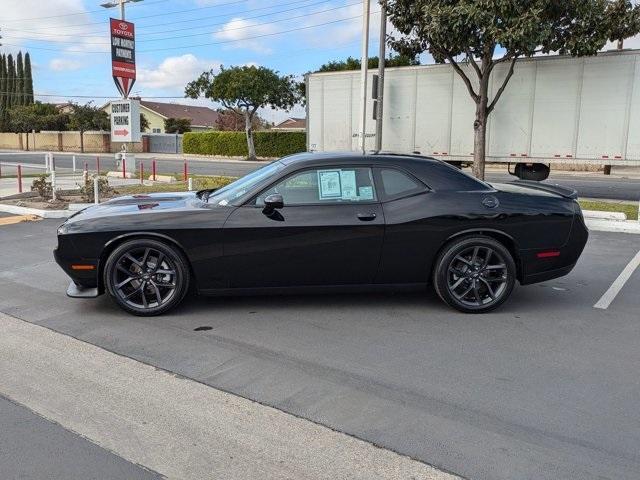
[245,112,256,161]
[80,131,85,153]
[472,97,489,180]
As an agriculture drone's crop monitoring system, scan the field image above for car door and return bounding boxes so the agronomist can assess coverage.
[222,166,385,288]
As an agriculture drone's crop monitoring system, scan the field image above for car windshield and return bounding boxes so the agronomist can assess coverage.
[208,161,284,206]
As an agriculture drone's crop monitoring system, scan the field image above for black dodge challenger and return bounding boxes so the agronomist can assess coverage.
[54,152,588,316]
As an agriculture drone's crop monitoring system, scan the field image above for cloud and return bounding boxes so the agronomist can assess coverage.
[49,58,83,71]
[214,17,276,54]
[0,0,109,54]
[137,54,221,90]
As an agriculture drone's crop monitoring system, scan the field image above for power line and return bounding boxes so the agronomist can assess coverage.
[1,11,379,54]
[1,0,252,32]
[5,0,327,40]
[1,0,170,23]
[2,1,360,46]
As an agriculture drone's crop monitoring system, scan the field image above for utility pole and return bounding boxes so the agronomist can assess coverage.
[375,4,387,153]
[358,0,371,154]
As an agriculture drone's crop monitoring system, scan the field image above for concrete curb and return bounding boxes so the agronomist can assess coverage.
[585,217,640,234]
[0,204,70,219]
[582,210,628,221]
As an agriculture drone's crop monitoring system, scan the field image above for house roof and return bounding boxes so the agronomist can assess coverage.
[273,117,306,130]
[139,100,220,127]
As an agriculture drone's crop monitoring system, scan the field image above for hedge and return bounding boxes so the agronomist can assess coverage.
[183,131,306,158]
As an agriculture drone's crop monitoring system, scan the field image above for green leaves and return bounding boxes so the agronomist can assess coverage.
[183,131,306,158]
[185,65,300,114]
[386,0,640,61]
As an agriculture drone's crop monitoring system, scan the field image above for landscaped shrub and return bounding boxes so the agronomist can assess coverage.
[184,131,306,158]
[31,175,53,199]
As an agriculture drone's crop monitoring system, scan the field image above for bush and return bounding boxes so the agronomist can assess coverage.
[79,175,112,203]
[183,131,306,158]
[31,175,53,199]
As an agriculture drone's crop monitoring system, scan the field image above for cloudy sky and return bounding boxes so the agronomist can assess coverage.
[0,0,397,122]
[0,0,638,123]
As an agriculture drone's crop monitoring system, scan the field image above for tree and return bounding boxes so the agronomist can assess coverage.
[317,53,420,72]
[0,55,7,131]
[68,102,110,152]
[164,117,192,134]
[385,0,640,179]
[186,65,300,161]
[23,53,33,105]
[16,52,24,107]
[140,112,150,132]
[215,108,264,131]
[6,54,14,110]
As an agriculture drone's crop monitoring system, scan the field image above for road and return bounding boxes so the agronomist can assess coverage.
[2,151,640,200]
[0,217,639,479]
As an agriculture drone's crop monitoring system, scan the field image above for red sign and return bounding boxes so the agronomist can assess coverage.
[110,18,136,98]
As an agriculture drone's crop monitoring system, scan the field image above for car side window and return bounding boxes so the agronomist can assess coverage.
[377,168,425,199]
[255,167,377,206]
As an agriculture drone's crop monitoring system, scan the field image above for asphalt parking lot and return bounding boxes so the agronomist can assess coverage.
[1,218,639,480]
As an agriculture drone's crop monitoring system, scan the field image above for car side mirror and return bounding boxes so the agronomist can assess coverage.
[262,194,284,215]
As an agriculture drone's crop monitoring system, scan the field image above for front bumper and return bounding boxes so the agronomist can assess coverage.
[67,281,99,298]
[54,240,100,290]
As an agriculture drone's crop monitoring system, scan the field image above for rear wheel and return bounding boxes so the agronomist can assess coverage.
[104,239,190,316]
[433,236,516,313]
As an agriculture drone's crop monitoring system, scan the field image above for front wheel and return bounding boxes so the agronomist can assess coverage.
[104,239,190,316]
[433,236,516,313]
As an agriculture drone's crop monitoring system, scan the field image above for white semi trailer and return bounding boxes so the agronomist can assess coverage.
[306,49,640,180]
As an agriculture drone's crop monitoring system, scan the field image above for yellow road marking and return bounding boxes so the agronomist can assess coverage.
[0,214,41,226]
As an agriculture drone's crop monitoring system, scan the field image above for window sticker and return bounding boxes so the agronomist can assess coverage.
[359,186,374,200]
[340,170,357,200]
[318,170,342,199]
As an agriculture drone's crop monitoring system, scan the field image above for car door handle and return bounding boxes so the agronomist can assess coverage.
[357,213,377,221]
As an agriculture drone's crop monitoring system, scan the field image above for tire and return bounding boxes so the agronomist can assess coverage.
[433,236,516,313]
[104,239,190,316]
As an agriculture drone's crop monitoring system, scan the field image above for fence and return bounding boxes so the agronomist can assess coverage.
[146,134,183,154]
[0,152,200,202]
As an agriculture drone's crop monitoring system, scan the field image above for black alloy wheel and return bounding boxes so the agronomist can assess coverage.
[104,239,190,316]
[433,236,516,313]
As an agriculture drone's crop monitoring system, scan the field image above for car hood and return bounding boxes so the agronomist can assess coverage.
[66,191,204,223]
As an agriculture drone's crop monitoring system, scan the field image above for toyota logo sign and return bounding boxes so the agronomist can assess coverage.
[119,22,128,30]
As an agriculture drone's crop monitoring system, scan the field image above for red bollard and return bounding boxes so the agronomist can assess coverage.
[122,157,126,179]
[17,165,22,193]
[183,159,188,182]
[140,162,144,184]
[152,159,157,181]
[96,156,100,174]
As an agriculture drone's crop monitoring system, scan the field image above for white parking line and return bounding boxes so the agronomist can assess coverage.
[594,250,640,309]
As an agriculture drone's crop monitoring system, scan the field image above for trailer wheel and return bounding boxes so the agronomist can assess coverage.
[512,163,550,181]
[446,161,464,169]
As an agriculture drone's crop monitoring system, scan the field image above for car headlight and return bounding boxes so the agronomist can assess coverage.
[57,223,69,235]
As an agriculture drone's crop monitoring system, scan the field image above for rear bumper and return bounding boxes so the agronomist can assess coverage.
[520,209,589,285]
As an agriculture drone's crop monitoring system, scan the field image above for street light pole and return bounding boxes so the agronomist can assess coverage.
[100,0,143,21]
[358,0,371,154]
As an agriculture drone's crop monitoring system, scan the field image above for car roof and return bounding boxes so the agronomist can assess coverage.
[278,151,442,167]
